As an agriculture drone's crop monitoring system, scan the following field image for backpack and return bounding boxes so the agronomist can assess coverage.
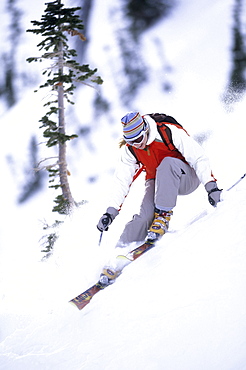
[148,113,189,151]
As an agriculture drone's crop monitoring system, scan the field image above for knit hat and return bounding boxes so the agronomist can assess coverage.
[121,112,146,140]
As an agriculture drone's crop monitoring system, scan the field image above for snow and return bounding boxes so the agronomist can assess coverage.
[1,0,246,369]
[1,184,246,370]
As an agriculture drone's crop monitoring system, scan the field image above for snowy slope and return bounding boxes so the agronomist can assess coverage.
[1,0,246,369]
[1,179,246,370]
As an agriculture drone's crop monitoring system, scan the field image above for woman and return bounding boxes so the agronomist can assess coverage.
[97,112,222,284]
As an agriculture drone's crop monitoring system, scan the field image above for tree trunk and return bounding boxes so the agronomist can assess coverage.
[58,39,74,210]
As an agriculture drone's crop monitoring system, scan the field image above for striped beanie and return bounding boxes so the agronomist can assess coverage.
[121,112,145,140]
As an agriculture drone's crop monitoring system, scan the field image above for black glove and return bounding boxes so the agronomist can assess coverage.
[97,207,119,231]
[205,181,222,207]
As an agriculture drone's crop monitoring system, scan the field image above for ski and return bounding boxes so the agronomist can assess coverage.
[117,240,155,261]
[69,282,105,310]
[69,240,155,310]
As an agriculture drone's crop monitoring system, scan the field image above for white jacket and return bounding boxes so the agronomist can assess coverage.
[109,115,215,210]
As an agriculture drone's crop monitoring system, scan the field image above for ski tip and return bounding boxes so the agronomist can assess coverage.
[69,298,91,310]
[69,283,103,310]
[69,300,80,309]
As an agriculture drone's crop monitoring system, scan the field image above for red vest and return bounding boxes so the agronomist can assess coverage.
[127,122,187,180]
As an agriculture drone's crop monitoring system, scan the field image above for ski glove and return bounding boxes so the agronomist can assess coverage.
[205,181,222,207]
[97,207,119,232]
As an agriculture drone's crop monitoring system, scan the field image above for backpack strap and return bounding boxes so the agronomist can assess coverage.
[156,122,176,151]
[128,144,139,163]
[149,113,188,151]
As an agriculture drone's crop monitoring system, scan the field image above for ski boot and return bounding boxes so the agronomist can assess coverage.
[147,208,173,241]
[99,267,121,287]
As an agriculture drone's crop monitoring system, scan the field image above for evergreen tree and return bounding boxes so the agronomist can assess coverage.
[222,0,246,109]
[26,0,102,214]
[124,0,175,38]
[0,0,23,108]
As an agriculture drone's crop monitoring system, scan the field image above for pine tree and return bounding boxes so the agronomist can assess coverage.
[0,0,23,108]
[26,0,102,214]
[222,0,246,109]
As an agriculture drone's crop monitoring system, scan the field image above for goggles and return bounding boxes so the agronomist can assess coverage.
[126,133,146,147]
[125,120,149,147]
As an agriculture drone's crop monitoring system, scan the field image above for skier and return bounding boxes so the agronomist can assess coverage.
[97,112,222,284]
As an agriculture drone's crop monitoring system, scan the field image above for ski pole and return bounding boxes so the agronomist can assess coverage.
[227,173,246,191]
[98,215,111,246]
[98,231,103,246]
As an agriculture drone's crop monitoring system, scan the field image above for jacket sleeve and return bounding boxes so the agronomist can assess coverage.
[108,145,140,210]
[168,125,216,185]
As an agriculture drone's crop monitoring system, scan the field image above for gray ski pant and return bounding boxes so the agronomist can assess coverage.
[117,157,200,247]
